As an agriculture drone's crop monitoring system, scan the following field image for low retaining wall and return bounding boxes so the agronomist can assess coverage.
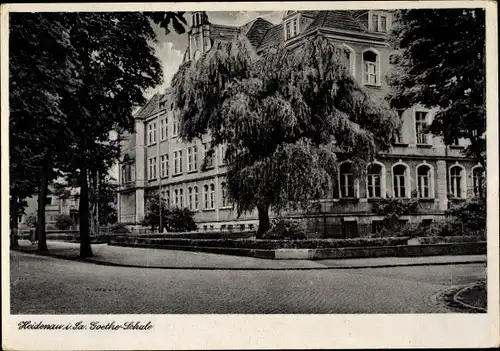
[17,232,108,244]
[108,240,486,260]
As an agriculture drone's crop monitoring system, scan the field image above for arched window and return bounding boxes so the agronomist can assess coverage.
[188,187,193,210]
[179,188,184,208]
[392,164,409,198]
[449,165,466,198]
[472,166,485,198]
[339,162,357,198]
[366,163,383,198]
[342,45,356,76]
[209,183,215,209]
[417,164,433,199]
[221,182,230,207]
[362,49,380,86]
[194,186,199,210]
[203,185,209,209]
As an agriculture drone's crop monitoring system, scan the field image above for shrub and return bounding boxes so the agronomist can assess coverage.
[372,197,418,230]
[262,218,306,240]
[165,207,198,232]
[24,214,37,228]
[448,197,486,231]
[55,214,73,230]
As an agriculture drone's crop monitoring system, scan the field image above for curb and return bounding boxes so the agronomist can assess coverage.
[11,248,487,271]
[452,283,487,312]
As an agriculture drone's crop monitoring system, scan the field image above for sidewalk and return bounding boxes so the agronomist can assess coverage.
[13,240,487,270]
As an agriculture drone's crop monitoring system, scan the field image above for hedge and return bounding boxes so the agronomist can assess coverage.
[417,235,486,245]
[110,237,410,250]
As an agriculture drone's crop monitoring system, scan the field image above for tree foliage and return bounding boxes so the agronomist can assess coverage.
[144,197,197,232]
[9,12,187,255]
[387,9,486,167]
[172,36,398,234]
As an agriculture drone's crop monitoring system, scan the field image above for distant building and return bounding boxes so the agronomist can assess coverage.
[19,186,80,230]
[118,10,484,236]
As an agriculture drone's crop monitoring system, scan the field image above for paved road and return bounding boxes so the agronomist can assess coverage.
[10,251,486,314]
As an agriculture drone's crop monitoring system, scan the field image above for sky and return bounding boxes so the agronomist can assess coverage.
[144,11,283,98]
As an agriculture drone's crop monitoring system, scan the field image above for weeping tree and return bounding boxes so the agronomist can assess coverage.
[172,36,398,237]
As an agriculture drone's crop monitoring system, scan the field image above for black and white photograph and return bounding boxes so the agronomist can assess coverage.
[2,1,498,349]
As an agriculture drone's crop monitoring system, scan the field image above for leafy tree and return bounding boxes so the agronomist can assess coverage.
[143,196,169,232]
[372,196,418,230]
[143,197,197,232]
[448,197,486,232]
[172,36,398,236]
[387,9,486,168]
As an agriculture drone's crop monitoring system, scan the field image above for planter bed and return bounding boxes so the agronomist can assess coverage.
[17,233,108,244]
[125,231,256,240]
[416,235,486,245]
[109,236,410,250]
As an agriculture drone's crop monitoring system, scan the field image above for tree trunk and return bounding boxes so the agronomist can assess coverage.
[37,163,49,252]
[256,204,270,239]
[10,187,19,249]
[79,167,93,257]
[88,170,99,236]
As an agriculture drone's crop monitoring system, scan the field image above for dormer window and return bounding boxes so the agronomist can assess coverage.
[370,11,391,33]
[284,17,299,40]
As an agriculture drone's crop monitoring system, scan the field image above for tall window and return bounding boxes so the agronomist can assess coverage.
[372,14,379,32]
[179,188,184,208]
[450,166,464,198]
[221,182,230,207]
[417,165,432,199]
[209,183,215,209]
[339,162,356,198]
[203,143,214,169]
[415,111,429,145]
[148,157,157,180]
[285,18,299,40]
[219,144,227,165]
[188,187,193,210]
[367,164,382,198]
[172,115,179,137]
[160,118,167,141]
[188,146,198,172]
[203,184,209,209]
[363,50,379,86]
[160,154,168,178]
[147,122,156,145]
[393,164,408,198]
[342,46,356,76]
[122,164,132,183]
[472,167,485,197]
[162,189,170,205]
[371,12,389,32]
[194,186,199,210]
[174,189,179,207]
[173,150,183,175]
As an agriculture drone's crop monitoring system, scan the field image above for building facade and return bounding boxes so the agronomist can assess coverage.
[118,10,484,236]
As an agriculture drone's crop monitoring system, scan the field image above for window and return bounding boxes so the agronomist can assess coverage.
[174,189,179,207]
[172,115,179,137]
[362,50,379,86]
[188,146,198,172]
[417,165,433,199]
[179,188,184,208]
[147,121,156,145]
[45,196,53,206]
[371,12,390,32]
[449,165,465,198]
[393,164,408,198]
[393,128,402,144]
[472,167,485,197]
[173,150,183,175]
[160,154,168,178]
[372,220,384,233]
[194,186,199,210]
[221,182,230,207]
[210,183,215,209]
[220,144,227,165]
[203,184,209,209]
[188,187,193,210]
[160,118,167,141]
[162,189,170,205]
[415,111,430,145]
[122,164,132,183]
[203,143,214,169]
[342,45,356,76]
[339,162,356,198]
[450,137,460,146]
[367,164,383,198]
[285,18,299,40]
[148,157,157,179]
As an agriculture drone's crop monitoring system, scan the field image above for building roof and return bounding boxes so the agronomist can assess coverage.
[303,10,369,34]
[134,93,163,120]
[242,17,275,48]
[209,24,241,42]
[256,23,283,51]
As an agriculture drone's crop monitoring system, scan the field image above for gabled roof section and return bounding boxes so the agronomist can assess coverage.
[209,24,240,42]
[303,11,369,34]
[256,23,283,51]
[241,17,274,48]
[134,93,163,120]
